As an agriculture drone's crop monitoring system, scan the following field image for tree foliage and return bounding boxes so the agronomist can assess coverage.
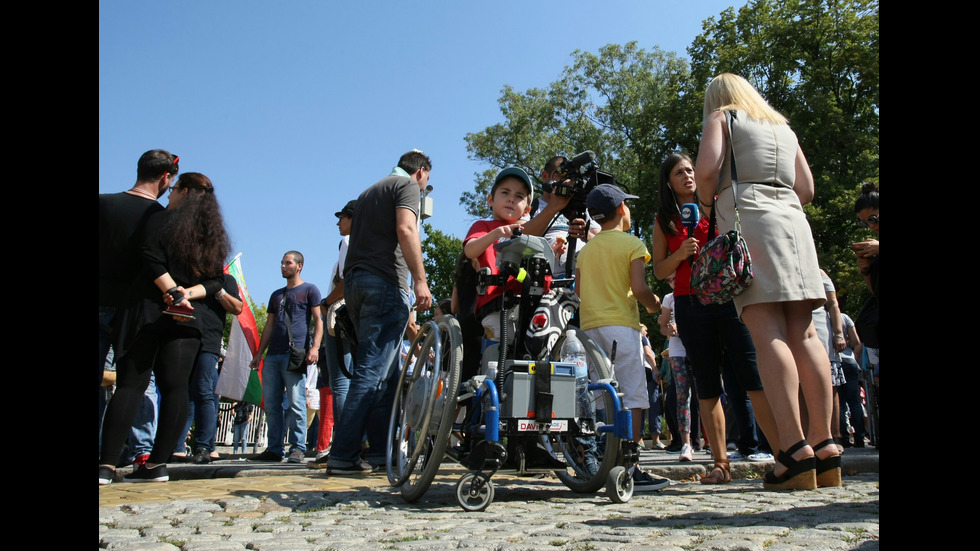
[687,0,879,309]
[419,222,463,323]
[463,1,878,313]
[464,42,693,239]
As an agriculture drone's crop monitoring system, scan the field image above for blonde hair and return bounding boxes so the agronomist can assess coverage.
[703,73,787,126]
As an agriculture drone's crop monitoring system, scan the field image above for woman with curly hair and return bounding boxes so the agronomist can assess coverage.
[100,172,231,484]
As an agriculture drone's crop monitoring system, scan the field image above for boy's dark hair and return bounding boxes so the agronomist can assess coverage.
[137,149,179,181]
[397,150,432,174]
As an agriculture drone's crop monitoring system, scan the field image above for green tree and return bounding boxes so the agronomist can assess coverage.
[419,223,463,323]
[221,298,267,346]
[463,42,694,239]
[686,0,879,307]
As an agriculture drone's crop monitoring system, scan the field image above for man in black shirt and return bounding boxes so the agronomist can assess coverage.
[99,149,179,388]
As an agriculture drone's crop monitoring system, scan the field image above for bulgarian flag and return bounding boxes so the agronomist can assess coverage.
[215,253,264,405]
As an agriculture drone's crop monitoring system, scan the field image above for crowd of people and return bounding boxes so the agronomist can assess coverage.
[100,74,877,492]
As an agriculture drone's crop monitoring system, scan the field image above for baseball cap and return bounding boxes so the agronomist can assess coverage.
[491,167,533,202]
[587,183,638,221]
[335,200,357,218]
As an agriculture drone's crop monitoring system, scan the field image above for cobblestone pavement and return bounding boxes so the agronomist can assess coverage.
[99,459,879,550]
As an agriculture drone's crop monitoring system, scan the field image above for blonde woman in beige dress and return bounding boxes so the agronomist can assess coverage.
[694,73,839,490]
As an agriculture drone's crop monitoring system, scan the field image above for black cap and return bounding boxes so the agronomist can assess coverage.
[335,200,357,218]
[587,184,638,221]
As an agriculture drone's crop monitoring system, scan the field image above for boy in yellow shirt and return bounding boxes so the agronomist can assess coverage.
[576,183,667,491]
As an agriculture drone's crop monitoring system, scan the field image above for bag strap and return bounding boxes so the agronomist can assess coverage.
[282,289,297,347]
[726,110,743,234]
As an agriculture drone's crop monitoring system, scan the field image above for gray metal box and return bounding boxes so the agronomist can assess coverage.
[500,361,577,419]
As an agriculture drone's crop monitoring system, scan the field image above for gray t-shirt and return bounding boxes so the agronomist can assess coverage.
[344,172,420,288]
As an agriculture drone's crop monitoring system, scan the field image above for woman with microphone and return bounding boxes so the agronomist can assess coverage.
[652,152,777,485]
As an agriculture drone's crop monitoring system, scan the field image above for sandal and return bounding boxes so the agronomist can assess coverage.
[700,459,731,484]
[762,440,816,491]
[813,439,842,487]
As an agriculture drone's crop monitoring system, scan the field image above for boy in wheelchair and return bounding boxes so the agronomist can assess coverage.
[461,167,596,472]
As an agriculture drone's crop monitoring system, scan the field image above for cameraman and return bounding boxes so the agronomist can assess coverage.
[530,155,599,275]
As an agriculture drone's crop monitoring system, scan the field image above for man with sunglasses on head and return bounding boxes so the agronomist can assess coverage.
[100,150,179,389]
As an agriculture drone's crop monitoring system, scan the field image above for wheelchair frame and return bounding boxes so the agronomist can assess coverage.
[386,233,639,511]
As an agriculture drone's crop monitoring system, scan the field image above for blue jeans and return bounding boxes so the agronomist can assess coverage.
[174,352,221,454]
[323,330,351,423]
[127,372,159,460]
[99,306,115,388]
[643,368,662,437]
[233,422,250,454]
[261,352,307,455]
[331,269,409,463]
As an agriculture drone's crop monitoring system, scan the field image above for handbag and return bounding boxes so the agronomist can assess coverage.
[282,290,309,373]
[690,110,754,305]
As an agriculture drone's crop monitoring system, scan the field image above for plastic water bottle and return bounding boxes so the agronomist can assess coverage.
[560,330,589,417]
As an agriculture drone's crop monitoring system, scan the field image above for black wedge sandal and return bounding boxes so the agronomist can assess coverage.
[762,440,816,491]
[813,439,842,487]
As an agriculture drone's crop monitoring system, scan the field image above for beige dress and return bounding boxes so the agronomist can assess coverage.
[715,110,825,316]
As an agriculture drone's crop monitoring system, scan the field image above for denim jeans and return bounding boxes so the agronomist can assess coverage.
[127,372,159,461]
[233,422,250,454]
[99,306,115,388]
[261,352,307,455]
[323,330,351,422]
[174,352,221,454]
[642,368,663,436]
[722,354,759,455]
[330,269,409,463]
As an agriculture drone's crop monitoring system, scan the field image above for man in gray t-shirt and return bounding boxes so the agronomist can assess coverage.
[328,150,433,474]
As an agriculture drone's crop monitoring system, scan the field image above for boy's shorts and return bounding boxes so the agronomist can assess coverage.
[583,325,647,410]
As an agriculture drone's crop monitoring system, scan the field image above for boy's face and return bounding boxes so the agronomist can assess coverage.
[488,177,531,223]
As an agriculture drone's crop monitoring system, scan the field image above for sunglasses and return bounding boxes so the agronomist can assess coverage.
[856,214,879,228]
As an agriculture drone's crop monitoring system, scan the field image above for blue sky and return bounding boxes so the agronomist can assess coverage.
[99,0,747,306]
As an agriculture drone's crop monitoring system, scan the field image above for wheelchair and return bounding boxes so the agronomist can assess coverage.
[386,231,638,511]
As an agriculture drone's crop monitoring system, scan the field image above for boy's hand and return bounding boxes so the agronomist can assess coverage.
[496,223,523,240]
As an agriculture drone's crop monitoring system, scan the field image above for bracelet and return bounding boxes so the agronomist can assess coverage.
[216,289,226,301]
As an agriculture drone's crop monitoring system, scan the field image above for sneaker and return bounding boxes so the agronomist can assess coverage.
[680,443,693,462]
[727,451,747,461]
[287,449,306,464]
[665,443,683,454]
[748,452,774,462]
[124,464,169,483]
[308,450,330,469]
[99,466,115,486]
[632,469,670,491]
[192,449,212,464]
[250,450,283,462]
[327,457,376,475]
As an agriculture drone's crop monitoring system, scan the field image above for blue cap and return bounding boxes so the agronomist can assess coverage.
[587,183,638,221]
[491,167,533,202]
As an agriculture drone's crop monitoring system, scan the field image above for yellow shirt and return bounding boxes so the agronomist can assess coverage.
[577,229,650,331]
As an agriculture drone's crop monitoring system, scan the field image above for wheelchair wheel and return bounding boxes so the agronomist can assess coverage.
[546,326,622,494]
[455,472,494,512]
[386,317,463,502]
[606,466,633,503]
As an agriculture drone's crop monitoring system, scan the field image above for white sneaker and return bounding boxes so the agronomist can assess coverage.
[748,452,774,462]
[680,443,693,462]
